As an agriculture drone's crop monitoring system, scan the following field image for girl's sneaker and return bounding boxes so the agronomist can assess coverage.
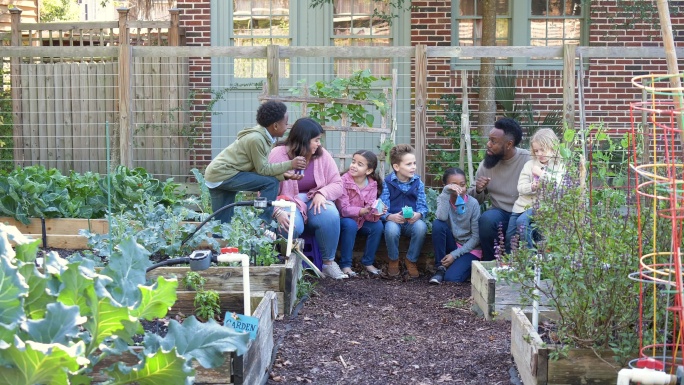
[342,267,358,277]
[365,265,381,277]
[322,261,348,279]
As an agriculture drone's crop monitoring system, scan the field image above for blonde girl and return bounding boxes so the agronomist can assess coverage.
[506,128,565,250]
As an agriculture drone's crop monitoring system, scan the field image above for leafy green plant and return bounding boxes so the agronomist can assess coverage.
[0,224,249,384]
[191,167,212,213]
[183,271,222,322]
[81,196,223,263]
[224,206,280,266]
[291,69,388,127]
[0,165,185,224]
[498,152,640,362]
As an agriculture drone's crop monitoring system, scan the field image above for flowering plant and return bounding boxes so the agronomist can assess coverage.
[498,131,642,361]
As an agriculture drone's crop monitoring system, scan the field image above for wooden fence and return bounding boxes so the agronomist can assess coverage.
[5,10,684,180]
[7,8,188,177]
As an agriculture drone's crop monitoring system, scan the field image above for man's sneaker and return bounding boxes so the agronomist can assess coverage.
[405,259,420,278]
[429,266,447,285]
[322,261,349,279]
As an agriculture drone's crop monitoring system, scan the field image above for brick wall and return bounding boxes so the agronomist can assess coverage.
[176,0,213,170]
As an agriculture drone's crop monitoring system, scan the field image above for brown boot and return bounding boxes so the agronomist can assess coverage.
[405,259,419,278]
[388,260,400,277]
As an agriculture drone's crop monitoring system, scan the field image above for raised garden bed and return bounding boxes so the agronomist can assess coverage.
[147,256,302,316]
[471,260,553,320]
[510,307,622,385]
[1,217,303,315]
[94,291,278,385]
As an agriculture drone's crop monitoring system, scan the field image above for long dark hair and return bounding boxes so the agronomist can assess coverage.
[277,117,325,160]
[353,150,383,197]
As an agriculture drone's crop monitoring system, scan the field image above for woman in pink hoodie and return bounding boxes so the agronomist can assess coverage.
[268,118,346,279]
[335,150,386,277]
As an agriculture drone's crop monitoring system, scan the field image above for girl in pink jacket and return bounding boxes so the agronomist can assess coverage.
[335,150,386,277]
[268,118,347,279]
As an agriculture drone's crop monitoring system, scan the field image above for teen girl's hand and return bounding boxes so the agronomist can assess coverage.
[359,207,371,216]
[310,192,328,215]
[275,210,290,232]
[440,254,455,267]
[446,183,464,196]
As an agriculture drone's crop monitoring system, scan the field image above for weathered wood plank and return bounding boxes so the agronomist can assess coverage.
[44,63,56,169]
[27,64,39,165]
[233,291,276,385]
[547,349,622,385]
[2,46,117,57]
[471,260,496,320]
[148,265,284,293]
[511,307,548,385]
[171,291,267,317]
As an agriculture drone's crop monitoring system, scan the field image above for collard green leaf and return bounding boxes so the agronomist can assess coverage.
[25,302,86,345]
[19,263,51,320]
[155,316,250,368]
[131,276,177,321]
[0,256,27,326]
[0,340,86,385]
[83,286,135,349]
[102,237,152,307]
[105,348,193,385]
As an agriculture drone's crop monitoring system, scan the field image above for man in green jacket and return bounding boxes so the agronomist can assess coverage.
[204,101,306,225]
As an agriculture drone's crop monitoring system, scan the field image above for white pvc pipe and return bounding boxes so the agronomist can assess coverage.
[271,200,297,256]
[216,252,251,316]
[616,368,675,385]
[532,257,541,332]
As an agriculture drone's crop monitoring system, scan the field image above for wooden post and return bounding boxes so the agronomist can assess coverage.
[118,8,132,168]
[655,0,684,151]
[414,44,427,180]
[168,8,180,47]
[461,70,474,184]
[10,8,24,167]
[562,44,576,131]
[267,45,280,96]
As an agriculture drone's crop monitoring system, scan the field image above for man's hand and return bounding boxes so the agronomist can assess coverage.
[475,176,491,194]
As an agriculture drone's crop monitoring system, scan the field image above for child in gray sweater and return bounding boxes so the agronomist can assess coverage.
[430,168,482,284]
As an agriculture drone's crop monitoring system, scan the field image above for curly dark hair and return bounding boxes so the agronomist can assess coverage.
[389,144,414,167]
[256,101,287,128]
[494,117,523,146]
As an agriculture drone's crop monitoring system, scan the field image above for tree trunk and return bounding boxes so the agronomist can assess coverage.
[477,0,497,136]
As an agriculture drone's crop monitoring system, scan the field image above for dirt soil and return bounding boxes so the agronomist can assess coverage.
[267,271,518,385]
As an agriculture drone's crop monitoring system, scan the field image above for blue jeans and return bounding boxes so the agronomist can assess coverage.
[479,208,511,261]
[506,209,536,250]
[432,218,478,282]
[339,218,384,268]
[286,201,340,262]
[384,219,427,263]
[209,171,279,225]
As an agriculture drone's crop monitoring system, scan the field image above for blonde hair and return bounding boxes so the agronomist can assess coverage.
[530,128,559,160]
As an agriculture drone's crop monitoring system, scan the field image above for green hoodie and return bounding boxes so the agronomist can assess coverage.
[204,125,292,183]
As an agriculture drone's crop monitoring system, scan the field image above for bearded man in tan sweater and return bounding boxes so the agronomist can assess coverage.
[468,118,530,261]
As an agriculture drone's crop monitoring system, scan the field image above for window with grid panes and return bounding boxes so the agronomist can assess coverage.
[332,0,391,77]
[453,0,585,67]
[232,0,290,78]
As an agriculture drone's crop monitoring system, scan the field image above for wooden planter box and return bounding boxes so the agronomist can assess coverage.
[471,260,553,320]
[147,255,302,316]
[510,307,622,385]
[94,291,277,385]
[1,217,302,315]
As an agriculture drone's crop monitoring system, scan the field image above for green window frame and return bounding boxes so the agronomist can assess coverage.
[331,0,392,77]
[230,0,291,79]
[452,0,587,69]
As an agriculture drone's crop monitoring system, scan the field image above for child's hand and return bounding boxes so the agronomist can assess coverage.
[440,254,455,267]
[406,212,422,224]
[359,207,371,216]
[283,171,303,181]
[531,165,544,177]
[388,212,404,224]
[446,184,464,195]
[531,178,539,191]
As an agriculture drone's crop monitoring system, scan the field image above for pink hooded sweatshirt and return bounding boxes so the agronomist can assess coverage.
[268,145,343,223]
[335,172,380,229]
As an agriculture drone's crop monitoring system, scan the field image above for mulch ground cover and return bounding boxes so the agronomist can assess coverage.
[267,271,518,385]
